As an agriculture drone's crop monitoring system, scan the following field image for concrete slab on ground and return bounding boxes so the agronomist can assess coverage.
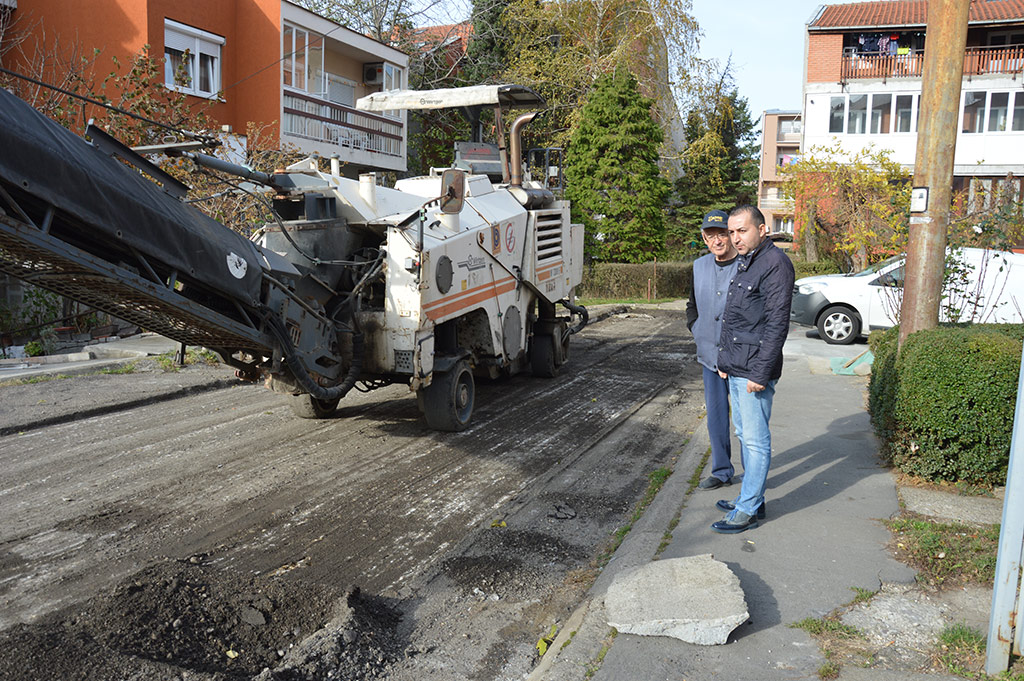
[605,555,748,645]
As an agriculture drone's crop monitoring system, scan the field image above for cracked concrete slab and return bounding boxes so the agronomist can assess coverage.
[605,554,748,645]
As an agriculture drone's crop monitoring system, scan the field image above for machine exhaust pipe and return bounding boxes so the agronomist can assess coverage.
[509,113,539,188]
[507,112,553,208]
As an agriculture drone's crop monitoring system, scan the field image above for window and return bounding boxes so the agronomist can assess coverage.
[848,94,867,134]
[895,94,914,132]
[778,118,802,136]
[829,96,845,133]
[774,217,794,234]
[283,23,325,95]
[381,63,404,119]
[962,91,985,133]
[1013,92,1024,131]
[870,94,891,134]
[989,92,1010,132]
[164,19,223,98]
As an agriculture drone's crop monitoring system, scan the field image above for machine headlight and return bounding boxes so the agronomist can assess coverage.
[797,281,825,295]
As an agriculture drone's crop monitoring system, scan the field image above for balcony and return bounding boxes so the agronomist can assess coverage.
[282,90,404,167]
[841,44,1024,81]
[758,196,795,214]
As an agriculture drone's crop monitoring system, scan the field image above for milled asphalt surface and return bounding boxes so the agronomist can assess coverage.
[1,308,1003,680]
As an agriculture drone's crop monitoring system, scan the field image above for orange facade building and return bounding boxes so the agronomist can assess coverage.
[4,0,410,174]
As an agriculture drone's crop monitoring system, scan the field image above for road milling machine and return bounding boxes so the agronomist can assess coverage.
[0,84,587,430]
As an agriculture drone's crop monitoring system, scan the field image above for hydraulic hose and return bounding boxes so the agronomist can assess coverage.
[267,251,384,403]
[559,298,589,336]
[267,312,364,402]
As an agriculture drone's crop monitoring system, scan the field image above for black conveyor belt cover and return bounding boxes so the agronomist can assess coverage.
[0,87,264,303]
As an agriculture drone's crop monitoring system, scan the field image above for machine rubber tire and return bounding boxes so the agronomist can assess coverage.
[289,393,341,419]
[531,333,558,377]
[817,306,861,345]
[421,359,474,431]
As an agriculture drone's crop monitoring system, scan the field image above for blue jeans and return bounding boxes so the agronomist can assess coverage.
[726,376,777,518]
[702,367,734,482]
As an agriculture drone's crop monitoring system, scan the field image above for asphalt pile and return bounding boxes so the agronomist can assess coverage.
[0,560,405,681]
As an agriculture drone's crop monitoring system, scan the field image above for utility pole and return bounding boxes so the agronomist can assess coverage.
[900,0,970,347]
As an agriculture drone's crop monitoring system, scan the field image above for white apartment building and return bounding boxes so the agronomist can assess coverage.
[803,0,1024,201]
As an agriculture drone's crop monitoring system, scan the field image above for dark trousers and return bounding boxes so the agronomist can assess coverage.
[703,366,734,482]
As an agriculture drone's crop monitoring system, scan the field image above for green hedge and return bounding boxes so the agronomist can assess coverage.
[579,261,693,300]
[790,256,844,280]
[869,324,1024,486]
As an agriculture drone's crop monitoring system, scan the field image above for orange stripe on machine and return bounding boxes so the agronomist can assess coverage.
[424,278,517,320]
[536,260,564,281]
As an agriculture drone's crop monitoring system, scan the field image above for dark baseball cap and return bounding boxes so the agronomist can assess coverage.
[702,210,728,230]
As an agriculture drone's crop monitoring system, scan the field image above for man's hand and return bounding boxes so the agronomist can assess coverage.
[718,370,727,380]
[747,380,765,393]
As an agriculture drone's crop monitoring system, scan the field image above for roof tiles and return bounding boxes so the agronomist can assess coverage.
[810,0,1024,30]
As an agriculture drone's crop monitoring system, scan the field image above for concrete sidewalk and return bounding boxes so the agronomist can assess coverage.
[0,332,182,381]
[533,324,981,681]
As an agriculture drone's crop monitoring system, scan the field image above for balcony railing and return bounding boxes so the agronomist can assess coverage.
[759,197,795,214]
[841,44,1024,81]
[282,90,403,157]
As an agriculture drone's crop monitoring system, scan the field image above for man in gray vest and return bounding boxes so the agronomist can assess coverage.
[685,209,740,490]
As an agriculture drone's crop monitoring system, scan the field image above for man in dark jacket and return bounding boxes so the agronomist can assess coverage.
[686,210,739,490]
[711,205,795,534]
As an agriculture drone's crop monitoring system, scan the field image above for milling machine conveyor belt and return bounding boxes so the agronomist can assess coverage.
[0,213,274,354]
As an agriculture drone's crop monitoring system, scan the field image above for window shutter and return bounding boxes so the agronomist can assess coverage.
[165,28,193,53]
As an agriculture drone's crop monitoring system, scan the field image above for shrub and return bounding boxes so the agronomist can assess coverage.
[884,325,1022,485]
[579,261,692,300]
[790,256,845,281]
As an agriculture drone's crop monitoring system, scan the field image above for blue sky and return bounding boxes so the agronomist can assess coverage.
[690,0,829,127]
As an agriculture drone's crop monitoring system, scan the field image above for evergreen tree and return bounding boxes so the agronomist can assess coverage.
[565,70,668,263]
[669,88,758,256]
[462,0,509,84]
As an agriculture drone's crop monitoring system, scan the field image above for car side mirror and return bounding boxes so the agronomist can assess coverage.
[439,168,465,215]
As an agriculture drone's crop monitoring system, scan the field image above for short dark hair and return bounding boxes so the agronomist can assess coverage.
[729,205,766,228]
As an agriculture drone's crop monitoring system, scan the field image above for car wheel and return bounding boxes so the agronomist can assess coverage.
[817,306,861,345]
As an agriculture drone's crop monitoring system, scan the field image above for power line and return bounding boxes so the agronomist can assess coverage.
[0,65,217,143]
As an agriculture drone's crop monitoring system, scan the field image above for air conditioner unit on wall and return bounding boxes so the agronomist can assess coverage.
[363,63,384,85]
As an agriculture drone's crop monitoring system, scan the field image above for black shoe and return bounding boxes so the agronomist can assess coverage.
[711,511,759,534]
[698,476,731,490]
[715,499,766,519]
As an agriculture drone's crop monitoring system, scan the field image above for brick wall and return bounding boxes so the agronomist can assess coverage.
[806,33,844,83]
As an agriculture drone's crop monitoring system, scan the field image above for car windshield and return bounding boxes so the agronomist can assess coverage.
[849,254,903,277]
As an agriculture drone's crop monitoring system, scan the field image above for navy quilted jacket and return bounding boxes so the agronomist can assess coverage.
[716,239,795,385]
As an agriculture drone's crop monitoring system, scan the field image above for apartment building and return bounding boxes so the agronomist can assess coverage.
[758,110,802,235]
[4,0,409,174]
[803,0,1024,203]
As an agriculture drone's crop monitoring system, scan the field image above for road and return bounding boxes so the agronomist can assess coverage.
[0,307,705,681]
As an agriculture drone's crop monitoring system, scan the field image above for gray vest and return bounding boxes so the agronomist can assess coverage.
[692,253,738,372]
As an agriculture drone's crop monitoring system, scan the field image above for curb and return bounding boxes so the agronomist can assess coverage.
[528,409,712,680]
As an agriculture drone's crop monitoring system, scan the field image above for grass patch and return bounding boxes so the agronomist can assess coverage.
[597,467,672,566]
[934,623,987,677]
[99,362,136,375]
[845,586,877,607]
[154,348,221,372]
[584,629,618,679]
[885,515,1000,587]
[817,660,841,680]
[791,617,861,638]
[0,373,73,387]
